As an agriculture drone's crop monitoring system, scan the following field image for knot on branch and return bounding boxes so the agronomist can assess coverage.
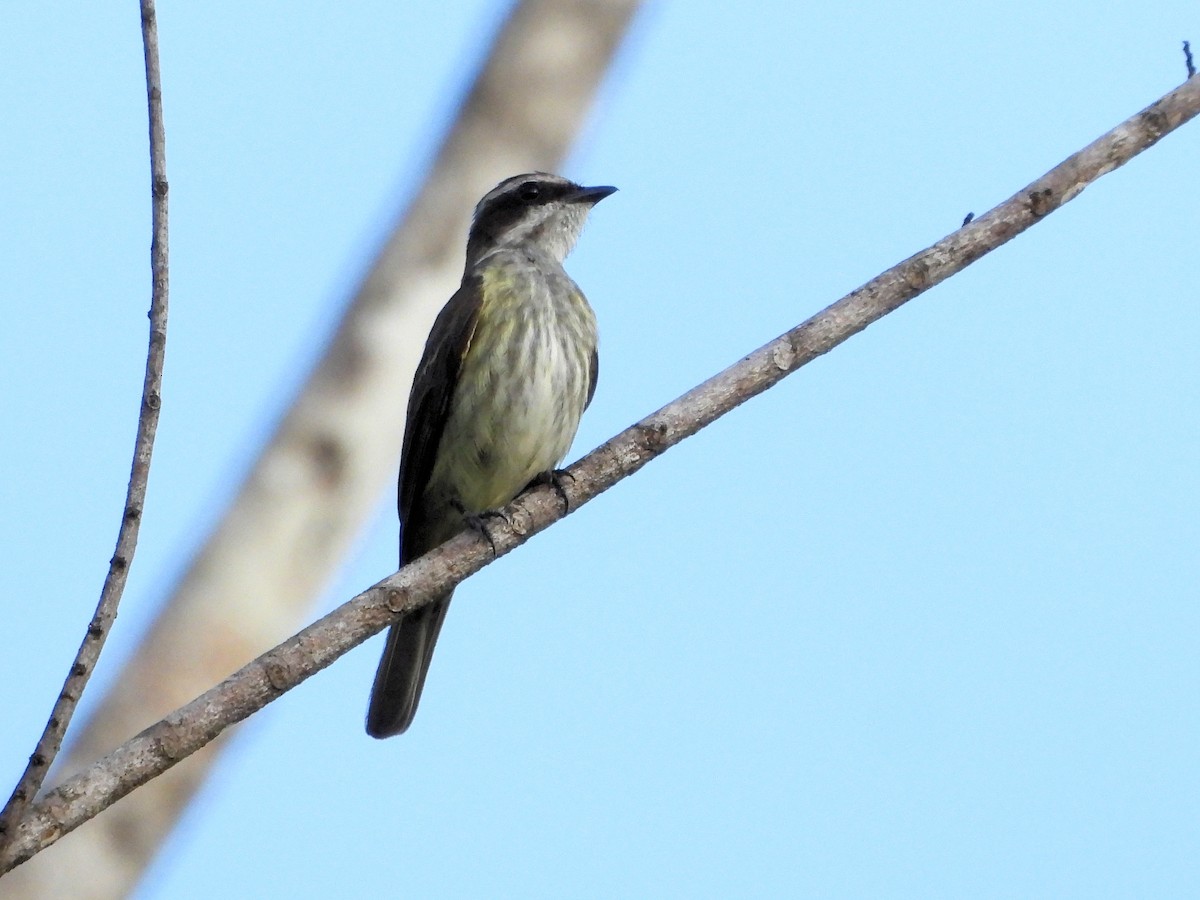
[263,659,291,692]
[1028,188,1055,217]
[384,588,409,614]
[507,506,532,536]
[636,422,670,457]
[771,339,797,372]
[156,729,186,762]
[903,258,932,293]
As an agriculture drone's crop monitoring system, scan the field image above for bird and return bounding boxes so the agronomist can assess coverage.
[366,172,616,738]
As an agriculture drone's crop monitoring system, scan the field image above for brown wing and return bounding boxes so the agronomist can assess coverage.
[398,276,482,563]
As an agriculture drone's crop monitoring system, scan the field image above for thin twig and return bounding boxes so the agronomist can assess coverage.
[0,0,169,867]
[1185,40,1196,79]
[3,73,1197,874]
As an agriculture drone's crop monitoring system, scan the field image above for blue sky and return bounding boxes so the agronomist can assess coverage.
[3,2,1198,897]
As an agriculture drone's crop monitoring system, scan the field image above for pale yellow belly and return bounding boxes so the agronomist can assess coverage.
[426,289,596,516]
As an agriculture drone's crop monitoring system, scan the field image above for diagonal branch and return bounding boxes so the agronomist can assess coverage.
[4,71,1197,875]
[0,0,170,869]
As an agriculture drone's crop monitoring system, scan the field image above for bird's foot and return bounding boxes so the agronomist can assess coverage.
[529,468,574,513]
[454,501,508,557]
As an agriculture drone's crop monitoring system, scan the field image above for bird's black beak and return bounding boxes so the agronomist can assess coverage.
[570,184,618,205]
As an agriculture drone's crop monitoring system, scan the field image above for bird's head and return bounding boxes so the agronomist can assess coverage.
[466,172,616,266]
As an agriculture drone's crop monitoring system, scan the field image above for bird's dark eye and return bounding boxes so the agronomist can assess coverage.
[518,182,541,202]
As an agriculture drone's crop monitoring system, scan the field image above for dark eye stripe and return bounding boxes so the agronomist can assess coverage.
[476,181,574,231]
[509,180,572,205]
[476,194,536,234]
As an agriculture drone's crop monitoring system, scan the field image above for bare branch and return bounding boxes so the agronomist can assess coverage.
[5,72,1197,875]
[0,0,170,870]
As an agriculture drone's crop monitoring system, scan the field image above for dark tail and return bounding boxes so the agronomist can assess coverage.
[365,593,452,738]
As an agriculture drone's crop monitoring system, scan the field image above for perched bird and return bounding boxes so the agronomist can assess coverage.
[366,173,616,738]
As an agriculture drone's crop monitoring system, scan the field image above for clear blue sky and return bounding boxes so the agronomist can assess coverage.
[3,2,1198,897]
